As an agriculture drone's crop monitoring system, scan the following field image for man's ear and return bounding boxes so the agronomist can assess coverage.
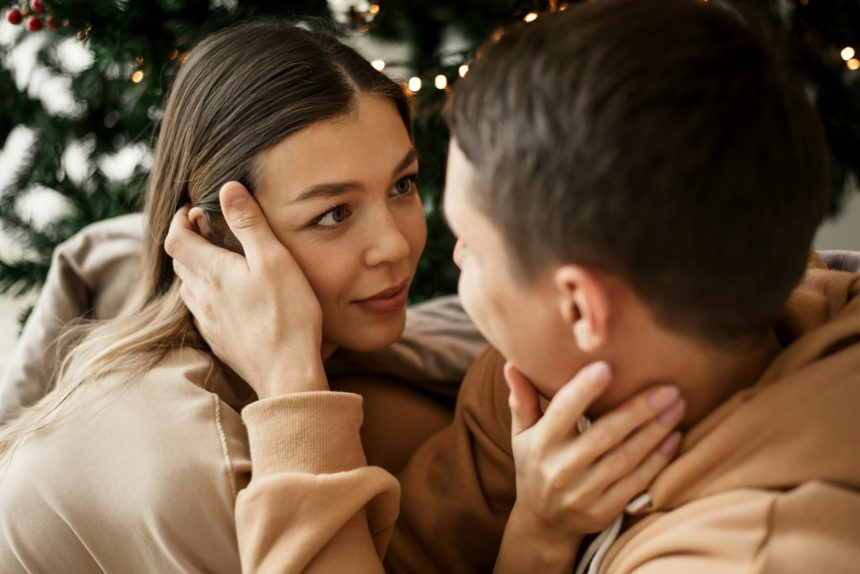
[554,265,610,353]
[188,207,214,240]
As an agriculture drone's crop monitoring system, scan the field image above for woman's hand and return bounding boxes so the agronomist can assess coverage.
[494,361,684,573]
[164,181,327,398]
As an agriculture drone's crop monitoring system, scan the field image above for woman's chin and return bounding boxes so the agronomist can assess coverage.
[332,308,407,352]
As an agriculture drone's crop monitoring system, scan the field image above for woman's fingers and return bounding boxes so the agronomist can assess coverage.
[536,362,612,443]
[218,181,297,274]
[505,358,688,539]
[570,384,681,467]
[588,431,682,518]
[178,280,203,323]
[164,205,232,278]
[572,398,685,500]
[504,362,543,435]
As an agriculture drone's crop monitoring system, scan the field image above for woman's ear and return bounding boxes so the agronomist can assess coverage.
[188,206,214,240]
[554,265,610,353]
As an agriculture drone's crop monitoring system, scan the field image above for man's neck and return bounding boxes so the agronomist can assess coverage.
[614,328,782,430]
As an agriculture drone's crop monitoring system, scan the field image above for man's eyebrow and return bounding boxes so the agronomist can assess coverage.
[290,148,419,206]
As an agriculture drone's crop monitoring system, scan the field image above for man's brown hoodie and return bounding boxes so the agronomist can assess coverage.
[598,255,860,572]
[237,255,860,573]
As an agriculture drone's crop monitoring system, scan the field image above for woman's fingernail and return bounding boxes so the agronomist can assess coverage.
[659,431,683,455]
[589,362,611,388]
[658,398,686,424]
[650,386,680,410]
[231,195,247,208]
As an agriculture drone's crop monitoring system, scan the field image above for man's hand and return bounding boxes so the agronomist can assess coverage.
[494,362,684,573]
[164,181,327,398]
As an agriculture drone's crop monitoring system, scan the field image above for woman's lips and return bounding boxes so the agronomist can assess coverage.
[353,280,409,315]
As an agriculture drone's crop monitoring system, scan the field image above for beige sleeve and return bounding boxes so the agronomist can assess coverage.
[236,391,400,574]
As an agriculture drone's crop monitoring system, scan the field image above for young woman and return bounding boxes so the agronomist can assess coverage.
[0,22,424,572]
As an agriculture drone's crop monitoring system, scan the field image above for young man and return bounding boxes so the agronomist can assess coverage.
[439,0,860,571]
[165,0,860,571]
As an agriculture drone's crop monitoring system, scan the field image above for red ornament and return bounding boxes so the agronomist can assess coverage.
[46,15,58,30]
[7,8,23,25]
[27,15,42,31]
[31,0,46,13]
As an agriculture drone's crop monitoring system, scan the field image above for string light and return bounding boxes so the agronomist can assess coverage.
[459,64,469,78]
[841,47,855,61]
[524,12,538,23]
[371,59,386,71]
[848,58,860,71]
[434,74,448,90]
[76,22,92,41]
[407,77,422,92]
[369,4,380,15]
[131,70,144,83]
[134,55,144,65]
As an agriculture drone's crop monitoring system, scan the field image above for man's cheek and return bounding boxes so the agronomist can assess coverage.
[456,272,476,320]
[457,273,487,336]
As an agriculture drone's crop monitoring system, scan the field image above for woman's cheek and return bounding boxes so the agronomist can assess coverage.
[294,243,352,311]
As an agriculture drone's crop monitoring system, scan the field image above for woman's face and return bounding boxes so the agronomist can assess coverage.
[252,93,427,354]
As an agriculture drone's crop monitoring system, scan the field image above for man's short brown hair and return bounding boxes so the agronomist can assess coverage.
[444,0,830,347]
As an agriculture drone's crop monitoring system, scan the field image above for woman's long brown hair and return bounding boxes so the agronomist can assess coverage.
[0,22,412,464]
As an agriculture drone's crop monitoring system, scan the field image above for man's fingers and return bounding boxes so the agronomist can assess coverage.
[504,362,543,435]
[165,205,230,277]
[218,181,285,271]
[537,362,612,443]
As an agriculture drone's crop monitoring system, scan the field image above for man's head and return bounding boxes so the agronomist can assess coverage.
[443,0,829,410]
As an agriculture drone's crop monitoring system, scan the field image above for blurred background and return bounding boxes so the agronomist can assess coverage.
[1,0,859,376]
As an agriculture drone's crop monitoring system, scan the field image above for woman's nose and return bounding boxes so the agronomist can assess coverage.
[363,209,411,268]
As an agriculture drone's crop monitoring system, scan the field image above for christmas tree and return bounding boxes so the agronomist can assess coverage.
[1,0,858,325]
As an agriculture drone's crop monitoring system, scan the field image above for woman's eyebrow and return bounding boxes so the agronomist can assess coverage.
[393,148,419,175]
[291,148,419,205]
[290,182,360,205]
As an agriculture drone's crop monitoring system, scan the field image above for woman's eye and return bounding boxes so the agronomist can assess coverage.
[392,174,418,196]
[314,204,351,227]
